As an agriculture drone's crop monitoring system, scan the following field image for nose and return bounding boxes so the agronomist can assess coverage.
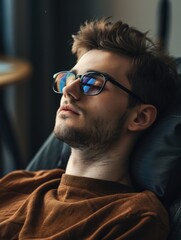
[62,78,81,100]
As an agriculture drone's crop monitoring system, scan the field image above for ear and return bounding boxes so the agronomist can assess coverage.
[128,104,157,132]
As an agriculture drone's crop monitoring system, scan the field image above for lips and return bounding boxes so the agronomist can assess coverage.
[59,104,80,115]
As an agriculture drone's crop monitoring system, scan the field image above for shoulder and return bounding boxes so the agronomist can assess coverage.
[134,190,167,212]
[128,190,169,227]
[113,190,169,239]
[0,169,64,193]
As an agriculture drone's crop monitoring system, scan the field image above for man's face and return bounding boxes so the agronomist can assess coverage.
[54,49,133,150]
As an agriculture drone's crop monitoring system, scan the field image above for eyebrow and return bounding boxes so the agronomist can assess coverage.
[70,69,115,79]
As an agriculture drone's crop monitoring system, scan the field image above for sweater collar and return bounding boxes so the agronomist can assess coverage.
[60,174,136,195]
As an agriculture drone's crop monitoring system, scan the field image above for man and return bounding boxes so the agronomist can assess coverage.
[0,18,178,239]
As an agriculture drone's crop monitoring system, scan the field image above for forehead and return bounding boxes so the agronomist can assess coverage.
[73,50,132,86]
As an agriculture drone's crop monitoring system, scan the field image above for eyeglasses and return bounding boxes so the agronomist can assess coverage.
[53,71,145,103]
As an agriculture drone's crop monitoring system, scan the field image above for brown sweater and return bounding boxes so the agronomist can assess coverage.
[0,169,169,240]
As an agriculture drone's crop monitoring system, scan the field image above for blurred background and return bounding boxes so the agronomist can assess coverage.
[0,0,181,175]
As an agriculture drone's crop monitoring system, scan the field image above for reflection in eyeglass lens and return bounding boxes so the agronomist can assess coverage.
[82,76,96,93]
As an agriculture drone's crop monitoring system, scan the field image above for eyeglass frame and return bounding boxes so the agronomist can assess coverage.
[53,70,145,103]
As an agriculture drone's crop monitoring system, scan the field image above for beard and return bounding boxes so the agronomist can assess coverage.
[54,111,128,153]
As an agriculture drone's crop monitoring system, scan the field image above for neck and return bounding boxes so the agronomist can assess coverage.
[65,137,135,186]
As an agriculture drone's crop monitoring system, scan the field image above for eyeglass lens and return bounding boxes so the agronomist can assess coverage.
[54,72,105,95]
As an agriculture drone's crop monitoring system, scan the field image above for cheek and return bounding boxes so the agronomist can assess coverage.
[90,95,128,119]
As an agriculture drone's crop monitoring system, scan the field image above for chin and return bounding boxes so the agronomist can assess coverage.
[54,122,77,140]
[54,122,89,148]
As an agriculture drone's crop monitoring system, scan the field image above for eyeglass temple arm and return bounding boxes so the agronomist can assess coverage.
[108,78,145,103]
